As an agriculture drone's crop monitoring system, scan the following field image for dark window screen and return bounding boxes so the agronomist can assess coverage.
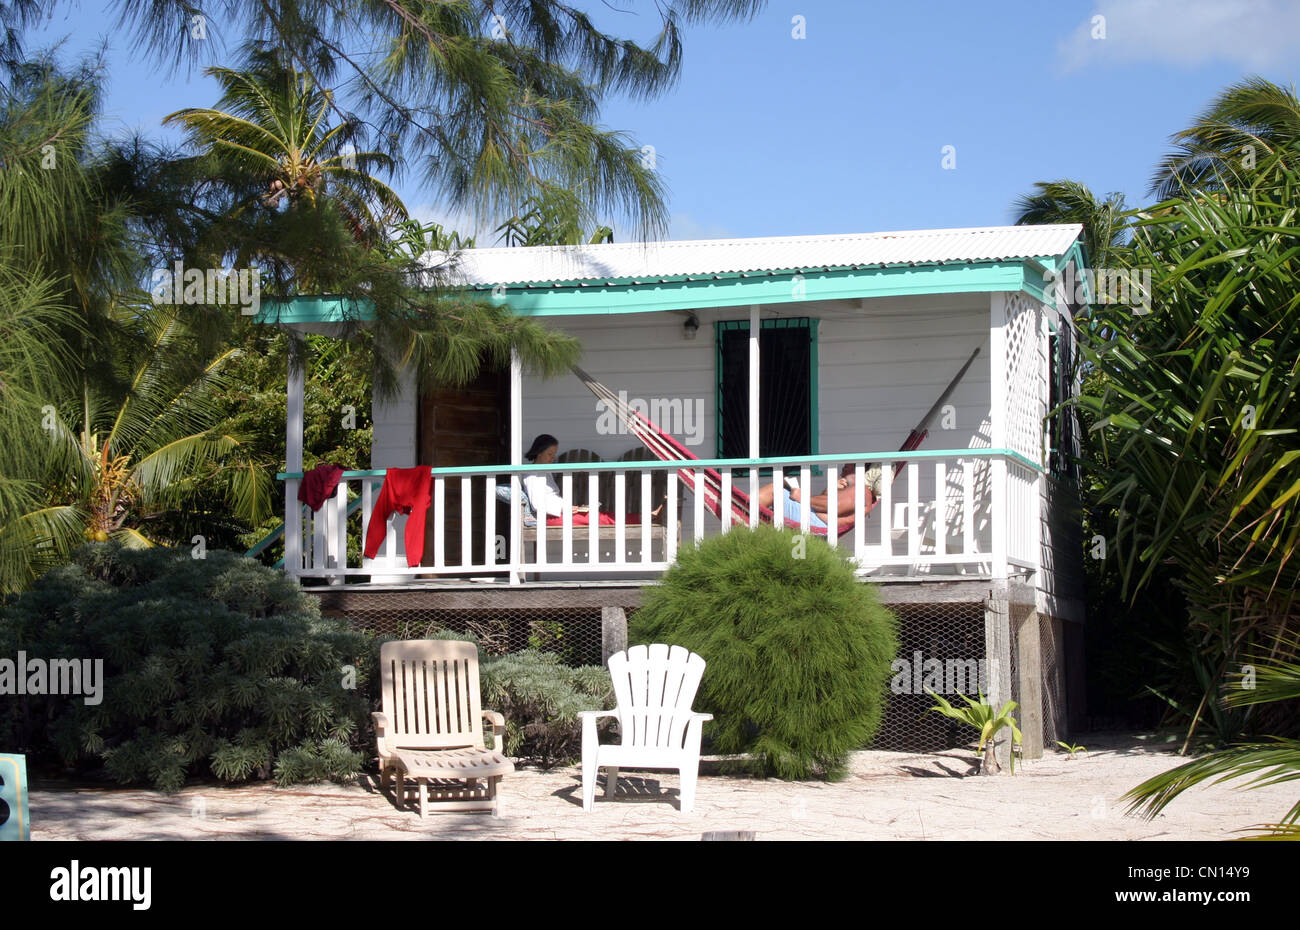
[718,319,812,458]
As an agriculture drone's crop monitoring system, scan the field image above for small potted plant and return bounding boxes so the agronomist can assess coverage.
[926,690,1023,775]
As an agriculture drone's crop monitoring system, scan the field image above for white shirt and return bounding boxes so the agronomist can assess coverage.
[523,474,567,517]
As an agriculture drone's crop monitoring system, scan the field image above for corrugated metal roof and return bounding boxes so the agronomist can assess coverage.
[428,224,1083,287]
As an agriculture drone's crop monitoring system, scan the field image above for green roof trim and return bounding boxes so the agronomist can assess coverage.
[254,256,1080,324]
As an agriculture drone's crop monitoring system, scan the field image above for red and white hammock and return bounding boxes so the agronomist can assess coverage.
[571,346,979,539]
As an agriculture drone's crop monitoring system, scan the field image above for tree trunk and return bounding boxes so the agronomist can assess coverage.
[980,740,1001,776]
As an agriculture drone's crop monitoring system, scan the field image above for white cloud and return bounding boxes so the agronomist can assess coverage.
[1058,0,1300,71]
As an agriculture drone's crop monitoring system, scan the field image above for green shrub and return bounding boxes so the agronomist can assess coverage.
[480,649,613,768]
[630,525,898,779]
[0,544,377,791]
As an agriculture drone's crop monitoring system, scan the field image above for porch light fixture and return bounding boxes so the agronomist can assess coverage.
[683,312,699,340]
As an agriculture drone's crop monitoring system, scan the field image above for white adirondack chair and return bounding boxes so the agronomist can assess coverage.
[579,644,712,813]
[373,640,514,817]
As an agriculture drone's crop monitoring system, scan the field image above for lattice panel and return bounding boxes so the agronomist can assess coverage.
[1003,292,1048,461]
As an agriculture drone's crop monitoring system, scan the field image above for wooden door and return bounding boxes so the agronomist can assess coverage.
[418,365,509,569]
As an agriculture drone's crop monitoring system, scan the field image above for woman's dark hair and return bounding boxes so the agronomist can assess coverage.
[525,434,559,462]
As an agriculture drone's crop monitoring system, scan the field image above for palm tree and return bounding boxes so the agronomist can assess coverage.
[100,1,766,240]
[163,48,407,248]
[1076,161,1300,748]
[496,191,615,247]
[1012,180,1129,271]
[1124,634,1300,838]
[7,303,272,589]
[1150,76,1300,200]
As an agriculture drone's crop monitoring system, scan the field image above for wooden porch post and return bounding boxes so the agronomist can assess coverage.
[984,582,1013,771]
[748,304,760,527]
[284,334,305,578]
[509,347,523,585]
[600,606,628,665]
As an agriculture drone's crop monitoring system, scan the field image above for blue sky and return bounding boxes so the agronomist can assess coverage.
[24,0,1300,241]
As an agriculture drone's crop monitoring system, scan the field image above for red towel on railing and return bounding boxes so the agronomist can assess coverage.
[297,463,344,512]
[363,467,432,567]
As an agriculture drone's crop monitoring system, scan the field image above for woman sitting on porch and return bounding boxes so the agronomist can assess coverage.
[755,464,883,530]
[521,434,650,526]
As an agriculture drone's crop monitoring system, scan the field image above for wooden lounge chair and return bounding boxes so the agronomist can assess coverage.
[579,644,712,813]
[373,640,514,817]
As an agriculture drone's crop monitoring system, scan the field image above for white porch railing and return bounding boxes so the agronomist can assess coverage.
[277,449,1042,584]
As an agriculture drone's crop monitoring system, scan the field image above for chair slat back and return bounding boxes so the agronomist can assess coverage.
[608,644,706,750]
[379,640,485,750]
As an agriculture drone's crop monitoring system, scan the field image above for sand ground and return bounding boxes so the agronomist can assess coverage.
[27,732,1295,841]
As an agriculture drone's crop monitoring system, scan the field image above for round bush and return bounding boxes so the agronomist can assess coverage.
[630,525,898,779]
[0,543,377,791]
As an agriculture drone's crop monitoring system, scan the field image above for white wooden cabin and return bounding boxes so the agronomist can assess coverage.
[262,223,1090,755]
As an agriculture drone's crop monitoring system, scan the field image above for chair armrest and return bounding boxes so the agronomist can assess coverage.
[482,709,508,755]
[372,711,391,759]
[577,710,619,720]
[688,712,713,722]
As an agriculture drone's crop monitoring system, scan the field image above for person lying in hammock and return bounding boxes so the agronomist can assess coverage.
[756,464,884,531]
[521,434,660,526]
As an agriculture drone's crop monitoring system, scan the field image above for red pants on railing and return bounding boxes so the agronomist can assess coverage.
[363,467,432,567]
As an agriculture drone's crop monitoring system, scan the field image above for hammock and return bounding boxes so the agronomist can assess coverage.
[572,346,981,538]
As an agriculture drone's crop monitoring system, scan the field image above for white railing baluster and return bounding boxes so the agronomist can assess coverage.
[799,464,812,533]
[509,474,523,580]
[692,469,704,542]
[561,472,574,570]
[640,471,653,565]
[433,476,445,570]
[614,471,626,565]
[720,469,733,532]
[853,462,865,562]
[332,482,347,582]
[587,472,599,565]
[908,462,920,557]
[484,476,496,568]
[537,478,548,568]
[361,478,376,572]
[666,472,679,563]
[460,477,473,570]
[935,462,947,558]
[748,467,760,529]
[963,460,975,555]
[312,498,327,572]
[880,462,893,554]
[285,479,302,576]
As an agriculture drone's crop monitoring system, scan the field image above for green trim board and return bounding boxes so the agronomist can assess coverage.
[0,753,30,841]
[254,259,1072,324]
[277,447,1043,480]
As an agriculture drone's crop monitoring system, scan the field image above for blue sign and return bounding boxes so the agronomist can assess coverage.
[0,754,30,841]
